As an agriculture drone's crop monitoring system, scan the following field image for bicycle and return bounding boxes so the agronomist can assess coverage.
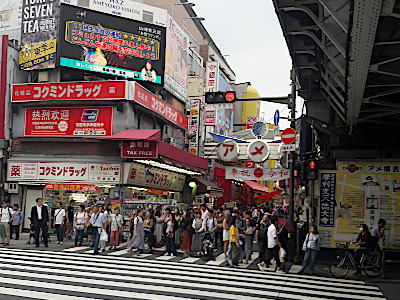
[329,242,383,278]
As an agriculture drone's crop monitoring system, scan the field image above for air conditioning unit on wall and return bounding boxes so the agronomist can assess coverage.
[5,183,19,194]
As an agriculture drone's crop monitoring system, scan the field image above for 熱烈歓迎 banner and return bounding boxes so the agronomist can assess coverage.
[226,166,290,181]
[24,106,113,137]
[12,81,127,102]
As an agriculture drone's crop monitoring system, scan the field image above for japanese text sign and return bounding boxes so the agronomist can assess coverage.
[7,162,121,183]
[205,61,219,92]
[217,140,238,162]
[319,173,336,227]
[226,167,290,181]
[121,141,158,159]
[189,99,200,155]
[247,117,257,129]
[133,83,188,130]
[126,162,185,191]
[205,110,215,125]
[12,81,127,102]
[24,107,113,137]
[247,140,270,163]
[45,183,98,192]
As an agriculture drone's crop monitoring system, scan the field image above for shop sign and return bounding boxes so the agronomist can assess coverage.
[126,162,185,191]
[189,99,200,155]
[164,15,188,101]
[59,4,166,84]
[133,83,188,130]
[45,183,98,192]
[217,140,238,162]
[319,173,336,228]
[7,162,121,183]
[147,188,168,196]
[247,117,257,129]
[24,106,113,137]
[247,140,270,163]
[226,166,290,181]
[205,61,219,92]
[205,110,215,125]
[19,0,60,70]
[12,81,127,102]
[121,141,158,159]
[245,159,256,168]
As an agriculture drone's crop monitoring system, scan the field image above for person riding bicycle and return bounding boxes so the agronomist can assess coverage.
[370,218,386,251]
[353,223,373,275]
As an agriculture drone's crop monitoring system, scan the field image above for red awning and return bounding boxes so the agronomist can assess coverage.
[90,129,161,141]
[256,189,282,200]
[158,141,208,171]
[243,180,269,193]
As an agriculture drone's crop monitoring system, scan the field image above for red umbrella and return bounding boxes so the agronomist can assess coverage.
[278,218,294,232]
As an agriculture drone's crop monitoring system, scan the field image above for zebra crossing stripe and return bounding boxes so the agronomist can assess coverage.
[206,252,226,265]
[0,286,97,300]
[63,246,90,252]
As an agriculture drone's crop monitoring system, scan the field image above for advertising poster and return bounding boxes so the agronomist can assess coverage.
[24,106,113,137]
[0,0,22,33]
[205,61,219,92]
[59,4,166,84]
[164,15,188,102]
[19,0,60,70]
[215,105,234,136]
[188,99,200,155]
[318,161,400,249]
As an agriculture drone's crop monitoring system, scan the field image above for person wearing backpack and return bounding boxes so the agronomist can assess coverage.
[73,205,88,247]
[11,204,24,240]
[54,202,66,245]
[256,213,270,271]
[0,201,14,246]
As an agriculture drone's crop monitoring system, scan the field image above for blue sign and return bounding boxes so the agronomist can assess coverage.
[274,110,280,126]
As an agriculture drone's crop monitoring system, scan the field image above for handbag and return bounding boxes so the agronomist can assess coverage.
[100,229,108,242]
[188,227,195,236]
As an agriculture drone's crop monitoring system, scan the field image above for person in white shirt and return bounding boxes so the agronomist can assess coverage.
[109,207,123,250]
[0,201,14,246]
[90,205,106,255]
[54,202,66,245]
[264,216,282,272]
[73,204,88,247]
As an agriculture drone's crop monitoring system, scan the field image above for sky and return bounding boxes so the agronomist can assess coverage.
[191,0,298,128]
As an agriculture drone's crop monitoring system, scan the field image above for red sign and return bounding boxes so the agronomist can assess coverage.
[121,141,158,158]
[205,110,215,125]
[281,128,296,145]
[147,188,168,196]
[24,107,113,137]
[245,159,256,168]
[45,183,98,192]
[134,83,188,130]
[247,117,257,129]
[12,81,127,102]
[254,168,264,178]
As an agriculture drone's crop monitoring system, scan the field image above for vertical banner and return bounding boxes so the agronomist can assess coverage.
[205,61,219,92]
[164,14,188,102]
[0,35,8,139]
[319,173,336,227]
[189,99,200,155]
[19,0,59,70]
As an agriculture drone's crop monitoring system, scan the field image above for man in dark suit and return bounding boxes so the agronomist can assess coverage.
[31,198,49,247]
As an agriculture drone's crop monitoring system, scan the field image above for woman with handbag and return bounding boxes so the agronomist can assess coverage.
[181,211,193,258]
[191,211,204,256]
[128,208,145,256]
[173,208,182,249]
[73,205,88,247]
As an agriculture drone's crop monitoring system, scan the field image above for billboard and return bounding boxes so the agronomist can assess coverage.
[59,4,166,84]
[60,0,167,27]
[318,161,400,249]
[0,35,8,139]
[24,106,113,137]
[164,15,188,102]
[188,99,200,155]
[0,0,22,33]
[19,0,60,70]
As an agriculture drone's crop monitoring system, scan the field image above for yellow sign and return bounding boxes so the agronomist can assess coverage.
[19,39,57,70]
[319,161,400,249]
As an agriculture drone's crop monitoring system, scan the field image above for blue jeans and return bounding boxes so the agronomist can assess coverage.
[75,229,84,245]
[166,235,175,254]
[93,228,100,252]
[55,224,63,242]
[300,248,318,272]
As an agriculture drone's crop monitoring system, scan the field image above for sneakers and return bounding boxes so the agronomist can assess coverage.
[257,263,264,271]
[26,241,30,245]
[276,269,285,273]
[74,244,78,247]
[170,253,174,257]
[3,243,8,246]
[56,241,60,244]
[164,252,170,256]
[60,242,63,245]
[297,270,305,275]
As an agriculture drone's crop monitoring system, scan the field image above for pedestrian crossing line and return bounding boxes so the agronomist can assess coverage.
[179,256,201,263]
[0,275,196,300]
[0,257,384,300]
[156,254,175,260]
[63,246,90,252]
[0,286,98,300]
[108,248,130,256]
[206,252,226,265]
[0,247,377,289]
[0,251,384,297]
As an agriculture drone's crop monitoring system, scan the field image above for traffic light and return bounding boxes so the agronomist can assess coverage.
[205,91,236,104]
[305,159,318,181]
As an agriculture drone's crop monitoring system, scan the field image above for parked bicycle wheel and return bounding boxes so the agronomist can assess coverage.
[329,254,349,278]
[362,252,383,278]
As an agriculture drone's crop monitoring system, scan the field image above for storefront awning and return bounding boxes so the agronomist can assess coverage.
[195,176,224,197]
[243,180,269,193]
[91,129,161,141]
[256,189,282,200]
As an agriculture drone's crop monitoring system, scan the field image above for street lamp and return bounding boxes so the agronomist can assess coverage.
[171,2,195,18]
[182,17,205,29]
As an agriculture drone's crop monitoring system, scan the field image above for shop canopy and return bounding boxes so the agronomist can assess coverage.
[243,180,269,193]
[256,189,282,200]
[92,129,161,141]
[194,176,224,197]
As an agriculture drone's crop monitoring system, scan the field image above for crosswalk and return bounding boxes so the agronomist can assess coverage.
[0,247,386,300]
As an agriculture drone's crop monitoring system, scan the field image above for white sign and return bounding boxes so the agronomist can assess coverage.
[0,0,22,33]
[206,103,233,109]
[279,143,296,156]
[60,0,168,27]
[189,99,200,155]
[226,167,290,181]
[126,162,185,191]
[205,61,219,92]
[274,126,280,137]
[205,110,215,125]
[247,140,270,163]
[7,162,121,183]
[217,140,238,162]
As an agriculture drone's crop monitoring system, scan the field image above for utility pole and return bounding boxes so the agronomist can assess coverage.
[289,67,296,230]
